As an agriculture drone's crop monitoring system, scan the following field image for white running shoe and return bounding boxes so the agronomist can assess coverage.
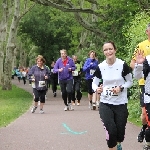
[93,103,96,110]
[64,106,68,111]
[68,103,74,111]
[31,106,37,113]
[89,102,92,109]
[39,109,44,114]
[38,101,40,105]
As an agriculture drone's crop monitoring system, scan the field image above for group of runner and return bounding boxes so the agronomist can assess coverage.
[16,23,150,150]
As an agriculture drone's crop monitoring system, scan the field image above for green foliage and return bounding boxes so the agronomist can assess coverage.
[122,11,150,63]
[0,85,32,127]
[18,5,83,65]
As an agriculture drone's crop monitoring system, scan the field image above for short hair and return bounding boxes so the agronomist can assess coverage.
[36,55,46,63]
[88,50,97,57]
[103,41,117,50]
[60,49,67,54]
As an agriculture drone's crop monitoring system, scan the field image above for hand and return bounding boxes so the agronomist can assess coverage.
[135,50,145,64]
[59,68,63,72]
[45,75,48,79]
[68,68,72,71]
[32,78,35,82]
[97,84,103,94]
[112,86,120,94]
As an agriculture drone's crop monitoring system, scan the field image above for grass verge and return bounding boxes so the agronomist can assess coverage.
[0,85,32,128]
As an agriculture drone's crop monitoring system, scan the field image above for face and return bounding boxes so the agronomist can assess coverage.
[73,56,77,62]
[37,58,44,67]
[103,43,116,59]
[89,52,95,59]
[60,51,67,60]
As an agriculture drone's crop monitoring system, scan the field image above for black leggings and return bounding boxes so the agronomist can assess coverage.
[99,102,128,148]
[59,79,73,106]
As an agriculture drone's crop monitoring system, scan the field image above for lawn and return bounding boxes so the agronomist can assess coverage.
[0,85,32,128]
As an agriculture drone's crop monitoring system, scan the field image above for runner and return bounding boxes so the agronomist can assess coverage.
[72,55,82,106]
[28,55,50,114]
[130,23,150,143]
[53,49,75,111]
[50,61,58,97]
[82,50,98,110]
[92,41,133,150]
[133,50,150,149]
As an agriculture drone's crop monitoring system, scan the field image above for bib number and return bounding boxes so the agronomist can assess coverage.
[103,87,118,98]
[90,69,95,75]
[39,81,45,87]
[51,69,53,73]
[72,71,78,76]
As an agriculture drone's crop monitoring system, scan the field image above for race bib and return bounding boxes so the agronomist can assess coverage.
[72,71,78,76]
[39,81,45,87]
[51,69,53,73]
[90,69,95,75]
[103,87,118,98]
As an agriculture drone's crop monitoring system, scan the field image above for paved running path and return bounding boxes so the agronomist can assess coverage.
[0,79,144,150]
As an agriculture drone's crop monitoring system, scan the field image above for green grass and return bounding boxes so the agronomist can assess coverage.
[127,99,141,127]
[0,85,32,128]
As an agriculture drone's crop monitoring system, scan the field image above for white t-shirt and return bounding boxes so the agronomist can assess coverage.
[92,58,133,105]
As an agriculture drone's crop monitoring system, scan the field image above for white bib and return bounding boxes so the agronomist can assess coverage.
[72,71,78,76]
[39,81,45,87]
[90,69,95,75]
[103,87,118,98]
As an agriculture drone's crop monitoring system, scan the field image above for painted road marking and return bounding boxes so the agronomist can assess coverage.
[61,123,87,135]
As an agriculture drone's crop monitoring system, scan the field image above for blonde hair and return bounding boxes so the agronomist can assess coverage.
[36,55,46,63]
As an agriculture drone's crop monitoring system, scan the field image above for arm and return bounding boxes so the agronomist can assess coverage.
[53,60,60,73]
[92,66,102,92]
[122,62,133,88]
[82,59,91,72]
[71,59,76,71]
[133,63,143,80]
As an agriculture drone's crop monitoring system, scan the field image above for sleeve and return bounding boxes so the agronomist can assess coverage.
[92,66,102,92]
[133,63,143,79]
[53,60,60,73]
[28,66,35,81]
[82,59,91,72]
[71,59,76,71]
[121,62,133,88]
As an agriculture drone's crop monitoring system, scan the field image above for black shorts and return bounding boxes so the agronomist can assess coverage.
[33,88,46,103]
[99,102,128,148]
[140,85,145,107]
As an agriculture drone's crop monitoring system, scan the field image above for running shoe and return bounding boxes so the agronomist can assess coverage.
[117,143,122,150]
[68,103,74,110]
[72,102,75,106]
[31,106,37,113]
[143,144,150,150]
[77,101,80,106]
[53,92,56,97]
[89,101,92,109]
[39,109,44,114]
[64,106,68,111]
[93,103,96,110]
[137,130,145,143]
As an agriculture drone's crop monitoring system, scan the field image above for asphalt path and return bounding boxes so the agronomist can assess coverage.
[0,79,144,150]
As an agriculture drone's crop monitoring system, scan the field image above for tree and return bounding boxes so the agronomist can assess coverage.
[2,0,35,90]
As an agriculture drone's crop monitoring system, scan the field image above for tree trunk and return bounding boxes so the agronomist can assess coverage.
[0,0,9,85]
[2,0,20,90]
